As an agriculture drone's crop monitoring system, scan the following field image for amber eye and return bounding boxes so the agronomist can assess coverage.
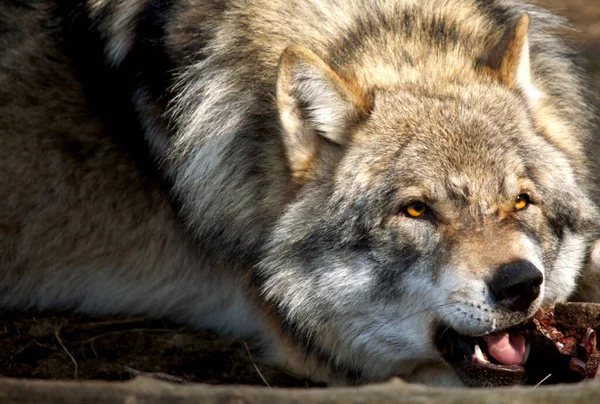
[405,202,427,218]
[515,194,530,211]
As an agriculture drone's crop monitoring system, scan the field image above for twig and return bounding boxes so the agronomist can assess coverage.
[55,329,78,378]
[89,342,98,358]
[534,374,552,388]
[4,343,32,366]
[74,318,149,330]
[244,341,271,389]
[80,328,173,345]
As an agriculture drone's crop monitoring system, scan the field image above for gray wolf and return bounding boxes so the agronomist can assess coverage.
[0,0,599,387]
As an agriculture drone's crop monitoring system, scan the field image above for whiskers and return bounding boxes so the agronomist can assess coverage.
[367,296,459,341]
[540,243,587,274]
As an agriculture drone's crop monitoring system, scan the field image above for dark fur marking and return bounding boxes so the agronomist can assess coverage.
[124,0,177,105]
[51,1,170,190]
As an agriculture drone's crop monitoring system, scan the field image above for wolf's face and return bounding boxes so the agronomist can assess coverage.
[255,37,598,386]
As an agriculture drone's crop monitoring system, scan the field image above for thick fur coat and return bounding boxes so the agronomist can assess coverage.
[0,0,599,386]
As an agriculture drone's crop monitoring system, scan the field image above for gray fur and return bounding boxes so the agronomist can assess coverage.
[0,0,598,386]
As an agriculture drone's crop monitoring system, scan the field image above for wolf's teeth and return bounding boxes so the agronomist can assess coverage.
[521,342,531,365]
[474,344,489,363]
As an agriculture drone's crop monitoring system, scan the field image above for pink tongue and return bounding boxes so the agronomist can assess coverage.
[482,332,526,366]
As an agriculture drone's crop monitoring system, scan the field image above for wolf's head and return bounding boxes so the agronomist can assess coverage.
[254,14,599,386]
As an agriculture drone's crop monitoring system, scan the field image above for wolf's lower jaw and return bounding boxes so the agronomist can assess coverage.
[435,324,538,386]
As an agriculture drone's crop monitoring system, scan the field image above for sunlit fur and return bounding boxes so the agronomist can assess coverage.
[0,0,598,386]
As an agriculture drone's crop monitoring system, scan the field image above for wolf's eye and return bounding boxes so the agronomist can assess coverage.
[405,202,427,218]
[515,194,530,211]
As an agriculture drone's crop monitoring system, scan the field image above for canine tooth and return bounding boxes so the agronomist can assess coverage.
[474,344,489,363]
[521,343,531,365]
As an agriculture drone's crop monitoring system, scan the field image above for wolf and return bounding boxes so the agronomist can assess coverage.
[0,0,599,387]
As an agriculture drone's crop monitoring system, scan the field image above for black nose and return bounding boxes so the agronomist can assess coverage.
[489,261,543,312]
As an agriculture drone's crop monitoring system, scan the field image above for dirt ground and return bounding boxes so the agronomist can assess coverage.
[1,0,599,388]
[0,312,320,387]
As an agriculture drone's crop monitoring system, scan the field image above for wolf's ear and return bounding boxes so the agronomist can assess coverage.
[276,45,371,182]
[480,14,541,101]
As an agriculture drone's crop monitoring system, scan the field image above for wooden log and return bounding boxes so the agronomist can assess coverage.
[0,376,600,404]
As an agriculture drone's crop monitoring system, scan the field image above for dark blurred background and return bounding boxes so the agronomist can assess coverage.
[534,0,600,87]
[534,0,600,200]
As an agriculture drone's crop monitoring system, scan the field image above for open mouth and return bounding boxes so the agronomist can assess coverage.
[436,327,530,386]
[435,308,598,387]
